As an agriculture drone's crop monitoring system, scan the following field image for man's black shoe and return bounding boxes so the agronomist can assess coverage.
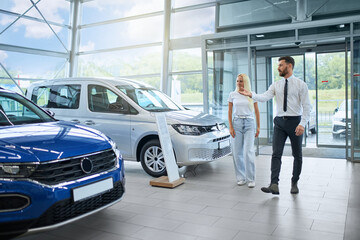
[261,183,279,195]
[291,183,299,194]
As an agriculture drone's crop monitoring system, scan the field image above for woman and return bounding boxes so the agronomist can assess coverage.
[228,74,260,188]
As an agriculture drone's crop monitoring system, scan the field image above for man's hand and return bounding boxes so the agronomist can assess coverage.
[295,125,304,136]
[239,87,252,98]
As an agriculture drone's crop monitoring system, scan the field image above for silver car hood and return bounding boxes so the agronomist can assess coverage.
[334,111,351,119]
[165,110,224,126]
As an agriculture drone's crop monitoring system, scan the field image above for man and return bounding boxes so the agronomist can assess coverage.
[239,56,311,194]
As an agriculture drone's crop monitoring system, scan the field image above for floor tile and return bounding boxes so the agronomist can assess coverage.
[12,155,359,240]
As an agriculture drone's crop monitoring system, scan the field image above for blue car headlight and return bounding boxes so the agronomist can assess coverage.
[108,138,121,167]
[97,131,122,167]
[0,163,37,178]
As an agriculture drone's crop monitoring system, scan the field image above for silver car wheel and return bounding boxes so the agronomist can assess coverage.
[144,146,165,173]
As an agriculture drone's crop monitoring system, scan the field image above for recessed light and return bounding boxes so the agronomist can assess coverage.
[256,34,265,38]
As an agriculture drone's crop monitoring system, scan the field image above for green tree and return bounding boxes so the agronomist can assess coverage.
[317,53,345,90]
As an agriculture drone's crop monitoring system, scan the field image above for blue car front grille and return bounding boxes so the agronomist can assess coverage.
[33,181,124,228]
[0,181,124,234]
[31,149,117,185]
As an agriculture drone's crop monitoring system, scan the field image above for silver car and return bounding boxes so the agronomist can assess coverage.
[332,100,351,138]
[26,78,231,177]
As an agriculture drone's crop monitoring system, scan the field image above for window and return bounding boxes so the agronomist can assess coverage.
[171,7,215,39]
[31,85,81,109]
[78,46,162,84]
[88,85,130,114]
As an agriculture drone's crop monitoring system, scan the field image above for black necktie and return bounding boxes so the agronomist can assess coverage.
[283,79,288,112]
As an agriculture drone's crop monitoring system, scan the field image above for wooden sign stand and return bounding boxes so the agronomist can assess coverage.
[149,113,185,189]
[150,176,185,188]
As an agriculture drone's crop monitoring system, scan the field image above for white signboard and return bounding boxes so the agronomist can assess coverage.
[155,113,180,182]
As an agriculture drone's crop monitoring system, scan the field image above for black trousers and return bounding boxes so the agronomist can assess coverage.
[271,116,303,184]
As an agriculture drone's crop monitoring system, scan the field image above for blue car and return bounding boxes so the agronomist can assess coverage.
[0,88,125,238]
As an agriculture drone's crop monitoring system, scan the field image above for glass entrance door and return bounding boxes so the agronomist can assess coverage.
[316,52,348,146]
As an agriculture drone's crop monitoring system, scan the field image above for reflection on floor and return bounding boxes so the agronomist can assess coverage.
[259,145,346,159]
[259,133,347,159]
[16,155,359,240]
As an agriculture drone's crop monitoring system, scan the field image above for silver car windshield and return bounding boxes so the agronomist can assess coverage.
[0,92,54,126]
[116,86,183,112]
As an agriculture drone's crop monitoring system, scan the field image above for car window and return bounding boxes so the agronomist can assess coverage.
[32,86,51,107]
[88,85,131,114]
[32,85,81,109]
[116,85,182,112]
[0,92,54,126]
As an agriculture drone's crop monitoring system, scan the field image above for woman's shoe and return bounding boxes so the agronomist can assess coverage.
[237,180,247,186]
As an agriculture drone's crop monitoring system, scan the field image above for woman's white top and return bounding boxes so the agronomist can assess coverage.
[228,91,255,118]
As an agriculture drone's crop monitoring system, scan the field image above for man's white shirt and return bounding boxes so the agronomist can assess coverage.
[251,75,312,127]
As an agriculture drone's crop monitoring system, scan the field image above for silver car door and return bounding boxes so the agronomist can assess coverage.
[83,84,133,159]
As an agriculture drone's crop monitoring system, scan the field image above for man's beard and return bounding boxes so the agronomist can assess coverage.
[279,68,288,77]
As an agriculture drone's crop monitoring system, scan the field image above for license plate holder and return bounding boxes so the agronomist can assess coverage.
[218,140,230,149]
[73,177,113,202]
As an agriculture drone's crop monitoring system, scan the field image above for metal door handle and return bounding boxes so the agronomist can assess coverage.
[71,119,80,124]
[84,120,95,125]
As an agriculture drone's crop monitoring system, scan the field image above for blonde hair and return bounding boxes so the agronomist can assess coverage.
[235,73,254,111]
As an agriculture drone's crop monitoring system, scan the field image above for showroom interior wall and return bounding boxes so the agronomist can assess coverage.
[0,0,359,161]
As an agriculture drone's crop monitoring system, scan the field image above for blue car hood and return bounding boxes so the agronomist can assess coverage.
[0,121,111,163]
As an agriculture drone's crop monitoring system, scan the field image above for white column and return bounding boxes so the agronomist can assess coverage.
[161,0,171,94]
[69,0,81,77]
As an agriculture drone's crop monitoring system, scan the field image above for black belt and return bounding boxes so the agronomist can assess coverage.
[278,116,301,120]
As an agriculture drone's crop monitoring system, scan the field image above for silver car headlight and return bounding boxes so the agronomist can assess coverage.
[0,163,37,178]
[172,124,204,135]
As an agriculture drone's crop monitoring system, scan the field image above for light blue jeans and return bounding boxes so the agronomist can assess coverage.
[231,118,256,182]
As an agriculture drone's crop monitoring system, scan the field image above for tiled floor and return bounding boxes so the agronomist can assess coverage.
[17,154,358,240]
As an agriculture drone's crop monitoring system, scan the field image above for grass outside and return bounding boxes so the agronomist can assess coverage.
[309,89,348,112]
[181,92,203,104]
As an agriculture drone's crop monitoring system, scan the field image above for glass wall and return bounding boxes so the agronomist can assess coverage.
[80,16,163,51]
[208,48,249,123]
[218,0,360,30]
[1,0,360,160]
[204,17,360,160]
[78,46,162,88]
[170,48,202,109]
[219,0,292,28]
[78,1,164,89]
[352,38,360,161]
[169,2,216,109]
[81,0,163,24]
[171,6,215,39]
[0,0,70,92]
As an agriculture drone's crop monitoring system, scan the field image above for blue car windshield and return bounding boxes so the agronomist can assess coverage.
[0,92,54,126]
[116,86,183,112]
